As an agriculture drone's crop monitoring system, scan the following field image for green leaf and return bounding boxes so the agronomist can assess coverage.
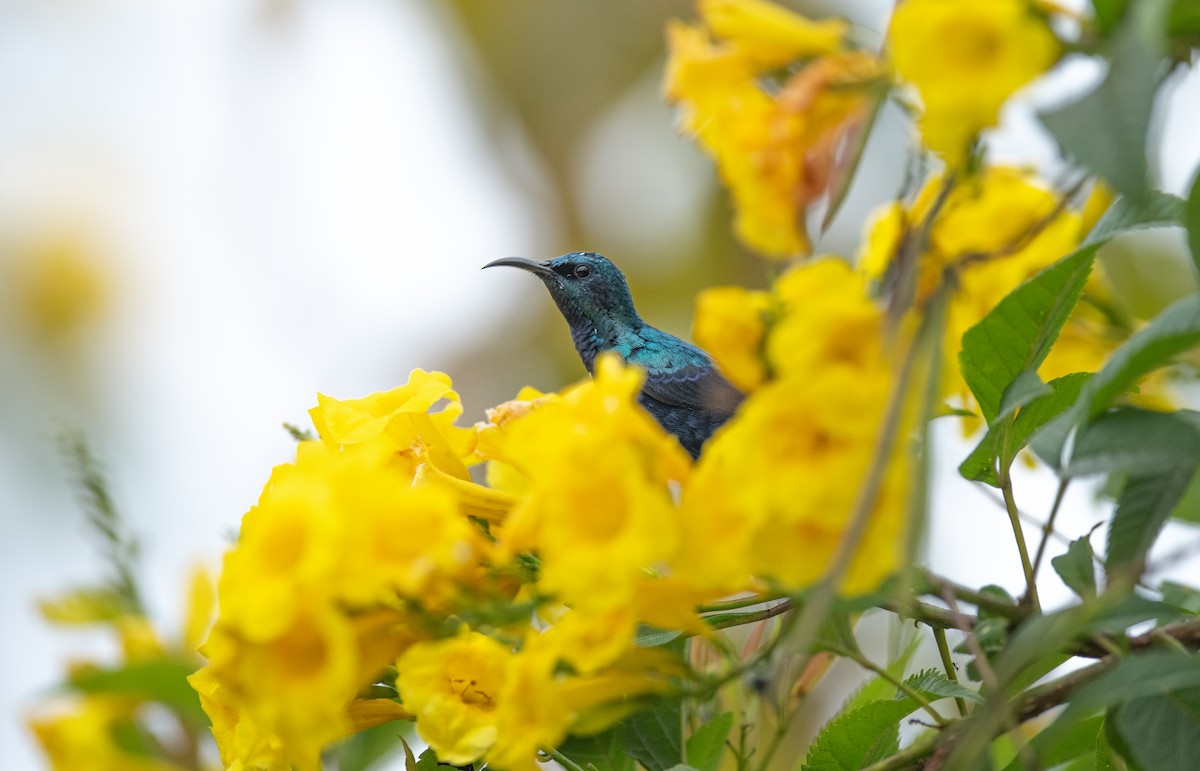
[1037,295,1200,468]
[997,370,1052,422]
[1109,686,1200,771]
[1040,0,1171,200]
[801,698,918,771]
[559,730,636,771]
[904,668,984,704]
[960,247,1097,424]
[70,659,205,726]
[1053,536,1098,599]
[1079,295,1200,421]
[413,747,441,771]
[1169,468,1200,522]
[1187,169,1200,282]
[1084,593,1190,636]
[1062,652,1200,725]
[1106,467,1198,570]
[1092,0,1129,34]
[814,609,861,657]
[1084,190,1185,246]
[684,713,733,771]
[1096,718,1126,771]
[1065,408,1200,476]
[636,626,684,648]
[618,699,683,771]
[1161,580,1200,614]
[1002,715,1106,771]
[336,722,408,771]
[961,373,1091,486]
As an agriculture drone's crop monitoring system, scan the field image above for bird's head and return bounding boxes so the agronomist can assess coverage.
[483,251,640,330]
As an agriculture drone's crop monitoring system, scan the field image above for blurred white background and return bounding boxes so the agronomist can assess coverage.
[1,0,1198,769]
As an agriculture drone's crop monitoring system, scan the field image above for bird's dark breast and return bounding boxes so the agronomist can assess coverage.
[638,393,733,460]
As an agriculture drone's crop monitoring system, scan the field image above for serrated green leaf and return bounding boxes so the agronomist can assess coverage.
[1186,169,1200,282]
[413,747,440,771]
[959,429,1001,486]
[1066,408,1200,476]
[1084,190,1186,246]
[904,668,984,704]
[1040,0,1170,200]
[71,659,205,726]
[961,373,1091,486]
[684,713,732,771]
[1109,686,1200,771]
[1161,580,1200,614]
[1107,467,1198,570]
[1041,294,1200,470]
[1080,295,1200,421]
[801,698,918,771]
[960,247,1097,424]
[618,699,683,771]
[559,730,636,771]
[1052,536,1098,599]
[400,735,418,771]
[997,370,1052,422]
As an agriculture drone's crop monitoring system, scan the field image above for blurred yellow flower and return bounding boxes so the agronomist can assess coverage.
[860,168,1081,388]
[396,631,511,765]
[4,228,110,348]
[682,361,906,595]
[692,285,769,392]
[888,0,1060,163]
[699,0,849,67]
[769,257,884,380]
[666,4,883,258]
[30,696,190,771]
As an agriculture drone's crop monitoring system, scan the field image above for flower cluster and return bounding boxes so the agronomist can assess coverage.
[188,276,908,769]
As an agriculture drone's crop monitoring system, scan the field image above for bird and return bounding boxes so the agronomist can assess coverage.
[483,251,744,459]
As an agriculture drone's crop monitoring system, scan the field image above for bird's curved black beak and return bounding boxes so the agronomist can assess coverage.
[482,256,556,278]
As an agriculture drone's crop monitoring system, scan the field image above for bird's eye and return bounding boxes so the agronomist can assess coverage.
[573,264,592,279]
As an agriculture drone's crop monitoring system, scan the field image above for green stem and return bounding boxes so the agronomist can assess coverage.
[541,746,587,771]
[932,627,968,718]
[705,600,795,631]
[919,570,1027,622]
[697,592,787,614]
[998,471,1040,612]
[1030,478,1070,581]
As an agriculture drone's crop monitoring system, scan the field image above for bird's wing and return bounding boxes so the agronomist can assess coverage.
[630,330,744,416]
[641,362,745,416]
